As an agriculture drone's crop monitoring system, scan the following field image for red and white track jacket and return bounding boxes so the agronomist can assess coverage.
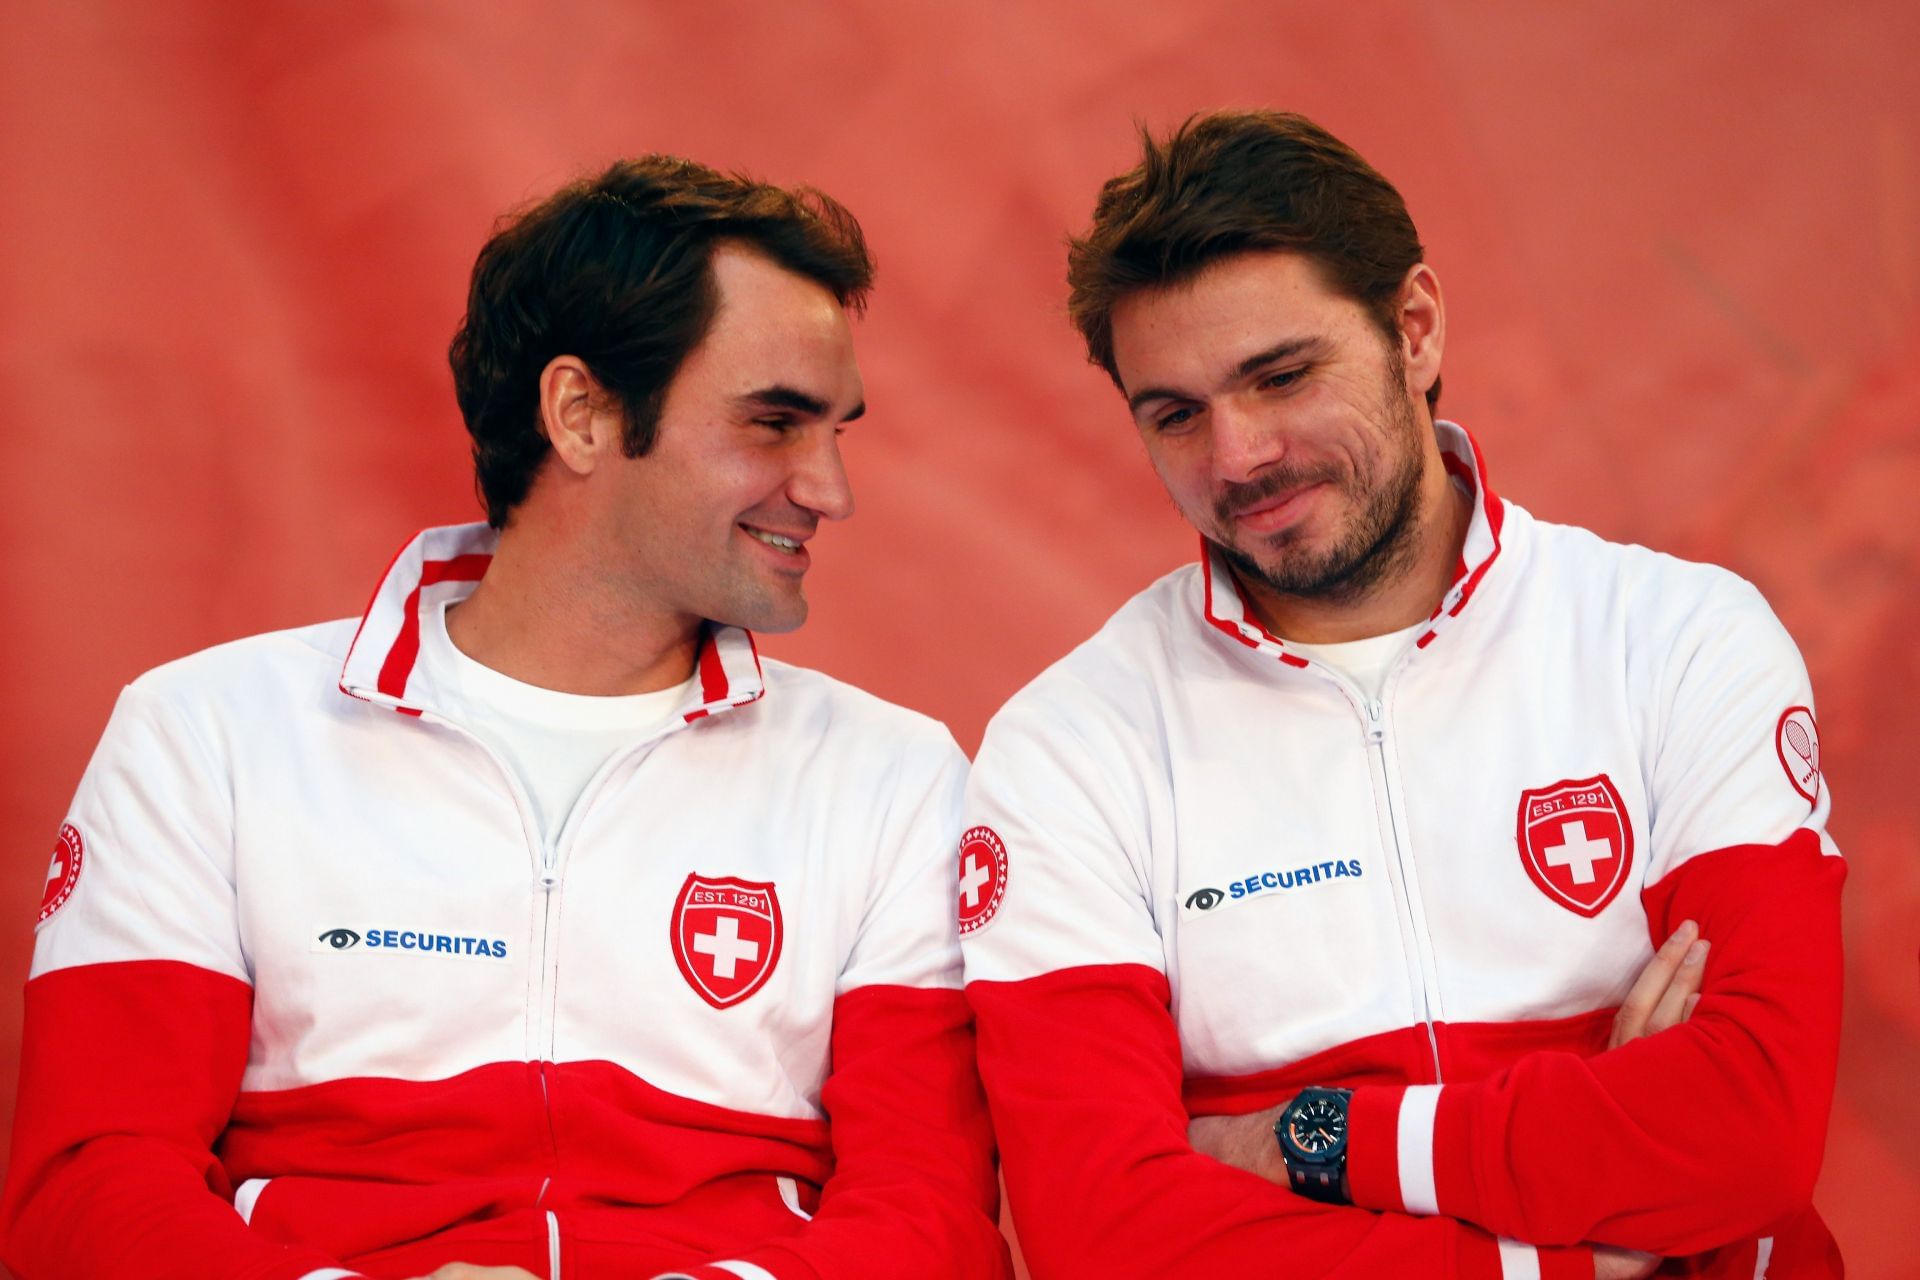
[4,523,1010,1280]
[959,424,1844,1280]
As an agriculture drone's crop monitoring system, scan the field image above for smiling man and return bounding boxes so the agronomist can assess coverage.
[4,158,1009,1280]
[958,112,1844,1278]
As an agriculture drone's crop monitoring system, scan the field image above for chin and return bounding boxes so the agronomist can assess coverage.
[1233,531,1318,574]
[751,610,808,636]
[722,594,809,635]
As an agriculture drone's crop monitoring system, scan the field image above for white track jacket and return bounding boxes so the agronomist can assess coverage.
[5,523,1010,1280]
[960,424,1844,1279]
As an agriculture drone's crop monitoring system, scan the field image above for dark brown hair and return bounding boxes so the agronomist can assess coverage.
[1067,110,1438,410]
[449,155,874,527]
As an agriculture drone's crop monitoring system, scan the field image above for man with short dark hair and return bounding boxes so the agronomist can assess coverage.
[4,157,1010,1280]
[960,111,1842,1279]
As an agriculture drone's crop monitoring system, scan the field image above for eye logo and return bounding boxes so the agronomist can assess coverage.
[310,924,509,960]
[1184,887,1224,911]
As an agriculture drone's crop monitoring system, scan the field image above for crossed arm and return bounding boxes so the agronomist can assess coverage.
[1188,920,1716,1280]
[969,832,1841,1280]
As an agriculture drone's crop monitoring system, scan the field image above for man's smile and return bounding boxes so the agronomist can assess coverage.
[740,521,813,565]
[1227,481,1329,536]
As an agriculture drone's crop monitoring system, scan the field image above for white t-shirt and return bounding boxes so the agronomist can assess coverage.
[419,601,693,842]
[1280,618,1428,700]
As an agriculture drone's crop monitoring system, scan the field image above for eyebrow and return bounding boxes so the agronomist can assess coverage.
[738,385,866,422]
[1124,338,1323,415]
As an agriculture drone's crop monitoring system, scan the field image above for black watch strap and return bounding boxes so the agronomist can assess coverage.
[1285,1161,1347,1203]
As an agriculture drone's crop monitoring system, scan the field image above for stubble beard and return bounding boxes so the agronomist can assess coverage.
[702,568,808,636]
[723,547,812,635]
[1210,363,1427,610]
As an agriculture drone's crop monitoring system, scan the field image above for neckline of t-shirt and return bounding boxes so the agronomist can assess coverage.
[1278,617,1430,663]
[422,600,695,731]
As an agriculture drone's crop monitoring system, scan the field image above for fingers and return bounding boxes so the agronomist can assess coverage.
[1610,919,1700,1049]
[1646,938,1708,1035]
[1592,1246,1662,1280]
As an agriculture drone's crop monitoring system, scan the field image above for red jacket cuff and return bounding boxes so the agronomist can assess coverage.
[1459,1232,1592,1280]
[1347,1082,1449,1216]
[649,1248,823,1280]
[1345,1083,1409,1210]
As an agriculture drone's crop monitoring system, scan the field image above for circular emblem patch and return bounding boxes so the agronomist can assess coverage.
[39,823,84,923]
[957,825,1008,935]
[1775,706,1821,803]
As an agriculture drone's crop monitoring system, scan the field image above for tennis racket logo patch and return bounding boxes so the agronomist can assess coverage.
[1775,707,1821,803]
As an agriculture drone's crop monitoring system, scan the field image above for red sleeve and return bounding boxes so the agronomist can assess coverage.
[657,985,1011,1280]
[0,961,348,1280]
[969,963,1592,1280]
[1344,834,1844,1257]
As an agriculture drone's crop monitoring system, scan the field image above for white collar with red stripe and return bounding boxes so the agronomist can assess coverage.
[1200,420,1507,667]
[338,522,765,724]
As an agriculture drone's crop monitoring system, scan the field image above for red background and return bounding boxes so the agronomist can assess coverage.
[3,3,1916,1274]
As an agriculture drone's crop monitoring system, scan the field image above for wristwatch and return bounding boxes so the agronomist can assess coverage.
[1274,1085,1352,1203]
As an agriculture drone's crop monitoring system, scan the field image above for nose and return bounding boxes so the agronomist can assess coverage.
[1208,399,1287,486]
[791,428,855,522]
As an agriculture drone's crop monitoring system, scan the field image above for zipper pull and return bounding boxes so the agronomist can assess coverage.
[1363,699,1386,744]
[538,844,560,891]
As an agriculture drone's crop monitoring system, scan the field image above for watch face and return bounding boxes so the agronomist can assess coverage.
[1285,1097,1348,1159]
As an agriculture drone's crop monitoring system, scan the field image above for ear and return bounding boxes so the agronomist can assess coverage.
[538,355,621,476]
[1395,263,1444,405]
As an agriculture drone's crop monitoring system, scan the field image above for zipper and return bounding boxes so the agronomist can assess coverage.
[1361,696,1444,1082]
[399,717,549,1052]
[383,715,573,1237]
[533,830,563,1062]
[522,743,666,1280]
[351,615,730,1271]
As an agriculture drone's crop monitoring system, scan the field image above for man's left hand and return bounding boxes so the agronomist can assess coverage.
[1608,919,1708,1050]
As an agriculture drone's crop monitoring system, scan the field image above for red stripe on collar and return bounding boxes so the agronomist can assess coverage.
[1440,425,1505,616]
[1199,545,1310,667]
[682,626,766,723]
[374,553,492,702]
[693,632,729,707]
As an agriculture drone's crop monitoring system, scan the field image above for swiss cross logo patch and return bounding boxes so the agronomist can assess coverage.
[957,825,1008,935]
[670,874,782,1010]
[1516,775,1634,918]
[1776,706,1821,803]
[38,823,84,924]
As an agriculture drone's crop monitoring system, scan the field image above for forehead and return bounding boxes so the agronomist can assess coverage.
[681,242,863,401]
[1108,250,1367,391]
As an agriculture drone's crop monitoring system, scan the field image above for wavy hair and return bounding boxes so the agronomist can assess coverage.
[448,156,873,527]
